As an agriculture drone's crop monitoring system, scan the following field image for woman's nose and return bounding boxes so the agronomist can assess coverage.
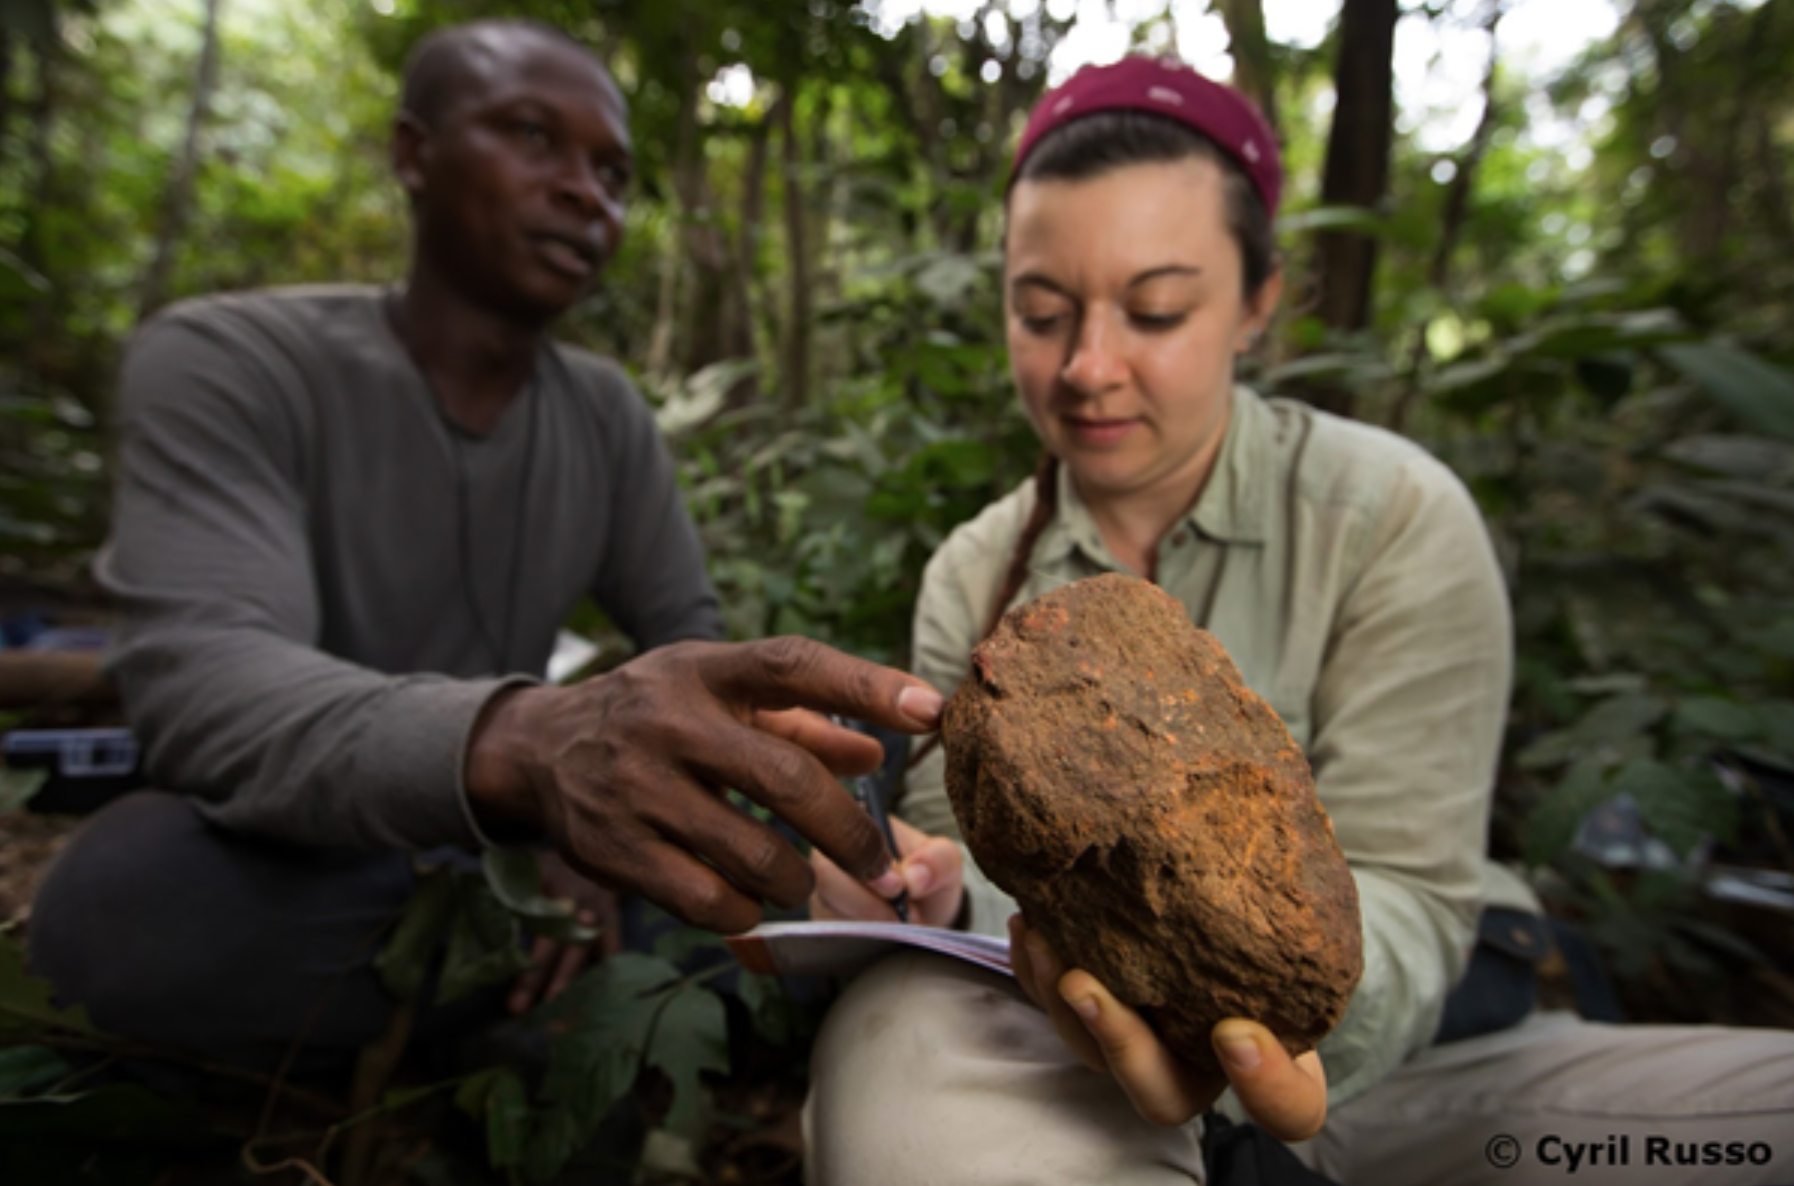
[1060,310,1127,395]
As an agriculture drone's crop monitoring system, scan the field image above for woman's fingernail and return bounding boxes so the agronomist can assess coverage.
[904,863,933,896]
[870,868,905,898]
[898,686,944,724]
[1216,1031,1264,1072]
[1064,993,1099,1022]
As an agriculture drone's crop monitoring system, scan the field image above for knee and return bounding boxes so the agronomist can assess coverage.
[27,792,207,1019]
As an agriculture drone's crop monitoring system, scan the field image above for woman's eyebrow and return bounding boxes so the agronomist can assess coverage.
[1009,272,1071,297]
[1127,264,1203,288]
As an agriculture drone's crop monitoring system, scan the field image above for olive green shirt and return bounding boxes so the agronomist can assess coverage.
[899,386,1518,1106]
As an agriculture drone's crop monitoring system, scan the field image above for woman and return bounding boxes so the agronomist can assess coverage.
[805,57,1794,1186]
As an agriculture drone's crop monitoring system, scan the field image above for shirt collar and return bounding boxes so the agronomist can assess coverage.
[1188,385,1271,545]
[1034,385,1271,561]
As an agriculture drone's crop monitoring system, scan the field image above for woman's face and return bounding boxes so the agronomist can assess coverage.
[1004,156,1280,511]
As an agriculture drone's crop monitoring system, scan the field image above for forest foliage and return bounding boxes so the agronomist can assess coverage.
[2,0,1793,1180]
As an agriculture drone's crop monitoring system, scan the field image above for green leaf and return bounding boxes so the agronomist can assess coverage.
[439,877,532,1005]
[0,248,48,302]
[913,254,983,307]
[1660,435,1794,482]
[1577,693,1670,744]
[1275,206,1389,236]
[1614,760,1740,857]
[0,1046,70,1096]
[1751,701,1794,753]
[452,1065,510,1120]
[520,953,684,1181]
[1673,697,1761,743]
[1564,673,1648,696]
[0,767,47,815]
[908,439,995,489]
[0,933,97,1038]
[373,867,456,1002]
[523,1107,587,1185]
[1658,342,1794,443]
[645,984,728,1137]
[1515,727,1582,771]
[1524,753,1613,867]
[1516,693,1669,770]
[482,1068,532,1170]
[482,849,598,945]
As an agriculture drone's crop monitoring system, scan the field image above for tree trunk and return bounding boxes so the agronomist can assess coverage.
[667,37,737,376]
[1305,0,1398,419]
[1391,4,1503,435]
[0,28,14,160]
[777,83,811,409]
[137,0,224,323]
[720,100,776,408]
[1315,0,1397,331]
[1219,0,1279,134]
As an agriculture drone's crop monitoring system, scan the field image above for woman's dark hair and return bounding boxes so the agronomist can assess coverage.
[1012,109,1277,300]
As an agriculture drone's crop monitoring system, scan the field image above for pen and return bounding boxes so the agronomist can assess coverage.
[851,771,910,923]
[831,715,911,923]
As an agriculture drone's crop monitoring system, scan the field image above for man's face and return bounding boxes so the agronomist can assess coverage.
[397,29,632,322]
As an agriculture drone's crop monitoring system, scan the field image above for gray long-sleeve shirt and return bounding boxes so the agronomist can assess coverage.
[96,286,723,852]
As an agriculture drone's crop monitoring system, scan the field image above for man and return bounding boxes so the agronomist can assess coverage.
[29,18,925,1072]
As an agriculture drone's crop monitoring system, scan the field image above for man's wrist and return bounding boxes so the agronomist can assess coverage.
[465,684,548,839]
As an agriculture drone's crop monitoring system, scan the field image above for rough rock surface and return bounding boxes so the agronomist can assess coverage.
[942,573,1363,1068]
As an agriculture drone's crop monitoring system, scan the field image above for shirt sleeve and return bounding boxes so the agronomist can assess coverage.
[899,492,1027,936]
[1309,452,1513,1105]
[580,359,724,648]
[96,313,527,852]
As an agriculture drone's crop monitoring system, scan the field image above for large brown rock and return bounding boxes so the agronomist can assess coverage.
[942,573,1362,1068]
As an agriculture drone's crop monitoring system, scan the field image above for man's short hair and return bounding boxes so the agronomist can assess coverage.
[399,18,589,124]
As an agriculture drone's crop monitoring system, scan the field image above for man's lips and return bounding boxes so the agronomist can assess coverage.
[530,230,601,278]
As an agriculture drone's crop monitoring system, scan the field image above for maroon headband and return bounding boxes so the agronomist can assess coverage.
[1012,56,1283,217]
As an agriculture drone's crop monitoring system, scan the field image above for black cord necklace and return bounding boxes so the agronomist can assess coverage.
[387,289,540,675]
[446,376,538,675]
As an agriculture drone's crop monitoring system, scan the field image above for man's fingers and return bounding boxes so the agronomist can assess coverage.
[703,637,944,735]
[1059,969,1223,1126]
[685,717,900,894]
[510,936,557,1015]
[564,834,765,935]
[545,937,589,1004]
[1211,1019,1329,1142]
[641,776,817,909]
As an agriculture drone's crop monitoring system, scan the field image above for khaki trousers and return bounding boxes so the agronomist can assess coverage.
[805,951,1794,1186]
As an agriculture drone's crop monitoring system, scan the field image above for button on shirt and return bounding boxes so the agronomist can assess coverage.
[899,385,1518,1105]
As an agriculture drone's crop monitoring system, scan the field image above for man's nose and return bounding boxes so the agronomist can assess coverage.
[1060,309,1127,395]
[555,155,623,225]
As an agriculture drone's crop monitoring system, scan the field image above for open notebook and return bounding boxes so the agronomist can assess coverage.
[726,919,1013,979]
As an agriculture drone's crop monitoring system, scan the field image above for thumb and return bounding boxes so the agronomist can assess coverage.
[1211,1019,1328,1142]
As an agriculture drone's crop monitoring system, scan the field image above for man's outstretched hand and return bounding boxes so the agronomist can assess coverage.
[1009,914,1328,1138]
[463,637,943,936]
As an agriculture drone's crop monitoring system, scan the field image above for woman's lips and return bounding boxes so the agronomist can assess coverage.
[1065,416,1139,447]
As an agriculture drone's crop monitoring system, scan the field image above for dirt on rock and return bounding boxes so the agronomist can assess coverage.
[942,573,1363,1068]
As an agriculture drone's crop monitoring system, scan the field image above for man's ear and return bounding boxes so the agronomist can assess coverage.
[391,111,431,199]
